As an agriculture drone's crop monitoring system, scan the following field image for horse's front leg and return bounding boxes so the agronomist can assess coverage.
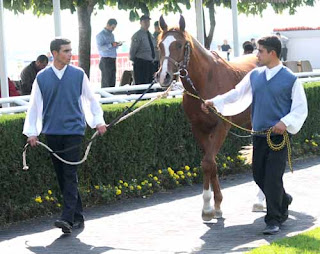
[200,123,229,221]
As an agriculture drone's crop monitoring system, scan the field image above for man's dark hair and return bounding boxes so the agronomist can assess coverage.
[50,38,71,54]
[37,54,49,63]
[243,43,254,54]
[107,19,117,26]
[257,35,281,58]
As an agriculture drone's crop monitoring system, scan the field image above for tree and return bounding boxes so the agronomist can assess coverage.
[202,0,317,49]
[3,0,191,77]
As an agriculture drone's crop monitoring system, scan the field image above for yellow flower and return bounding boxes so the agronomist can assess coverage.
[141,182,145,186]
[148,183,152,187]
[223,163,227,168]
[34,196,42,203]
[157,181,161,184]
[305,139,309,143]
[116,189,122,195]
[118,185,122,189]
[94,185,100,190]
[227,156,231,160]
[124,182,128,187]
[176,181,179,185]
[185,165,190,170]
[187,172,192,177]
[48,190,52,195]
[119,180,124,184]
[137,185,142,190]
[45,196,50,201]
[158,169,162,174]
[153,176,158,181]
[177,170,184,175]
[181,175,185,179]
[193,167,198,172]
[129,185,134,190]
[57,203,61,207]
[193,173,197,177]
[231,159,234,162]
[168,167,174,176]
[148,174,153,178]
[50,197,54,201]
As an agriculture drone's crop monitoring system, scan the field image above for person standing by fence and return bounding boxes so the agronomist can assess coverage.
[96,18,122,88]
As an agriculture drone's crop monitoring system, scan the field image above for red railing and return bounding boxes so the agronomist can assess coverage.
[71,53,132,84]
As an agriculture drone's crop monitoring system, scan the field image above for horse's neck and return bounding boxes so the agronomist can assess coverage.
[187,38,238,96]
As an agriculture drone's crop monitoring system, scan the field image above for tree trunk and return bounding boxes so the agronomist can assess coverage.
[204,3,216,50]
[77,3,95,78]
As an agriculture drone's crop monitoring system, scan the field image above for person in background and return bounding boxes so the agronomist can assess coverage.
[130,15,156,85]
[251,38,257,50]
[201,35,308,235]
[0,78,20,97]
[242,41,254,55]
[221,39,232,61]
[23,38,107,234]
[276,32,289,61]
[153,21,161,72]
[96,18,122,88]
[20,55,48,95]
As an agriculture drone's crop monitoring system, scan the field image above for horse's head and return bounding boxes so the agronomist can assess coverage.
[156,15,191,88]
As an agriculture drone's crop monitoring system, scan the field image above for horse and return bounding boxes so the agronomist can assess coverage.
[156,15,258,221]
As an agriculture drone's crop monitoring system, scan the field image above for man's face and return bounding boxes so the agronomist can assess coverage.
[257,45,273,66]
[35,61,48,71]
[107,24,117,31]
[141,19,150,30]
[54,44,72,66]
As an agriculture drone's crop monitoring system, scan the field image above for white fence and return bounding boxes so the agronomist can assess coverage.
[1,71,320,115]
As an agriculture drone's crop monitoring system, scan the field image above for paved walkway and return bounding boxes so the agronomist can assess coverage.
[1,157,320,254]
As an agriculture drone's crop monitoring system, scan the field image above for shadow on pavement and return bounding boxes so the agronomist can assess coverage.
[193,210,316,253]
[25,227,113,254]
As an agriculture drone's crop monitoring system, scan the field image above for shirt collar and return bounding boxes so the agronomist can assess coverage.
[52,64,68,79]
[265,62,283,81]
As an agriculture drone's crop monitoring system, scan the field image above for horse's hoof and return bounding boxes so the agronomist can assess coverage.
[202,209,215,221]
[252,203,265,212]
[214,209,223,219]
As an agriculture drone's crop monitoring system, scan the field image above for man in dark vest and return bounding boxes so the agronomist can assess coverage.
[23,38,107,234]
[201,35,308,235]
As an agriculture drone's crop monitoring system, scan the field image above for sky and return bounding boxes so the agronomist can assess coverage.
[2,1,320,78]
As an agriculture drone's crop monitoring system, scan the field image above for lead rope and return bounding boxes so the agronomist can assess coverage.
[184,89,293,173]
[22,85,173,170]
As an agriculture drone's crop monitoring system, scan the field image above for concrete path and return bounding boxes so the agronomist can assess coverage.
[1,157,320,254]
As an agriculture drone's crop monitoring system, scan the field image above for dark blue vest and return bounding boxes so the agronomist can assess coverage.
[250,66,296,132]
[37,65,86,135]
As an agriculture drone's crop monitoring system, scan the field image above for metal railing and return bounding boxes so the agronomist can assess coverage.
[1,70,320,115]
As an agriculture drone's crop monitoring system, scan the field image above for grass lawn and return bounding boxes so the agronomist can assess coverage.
[246,227,320,254]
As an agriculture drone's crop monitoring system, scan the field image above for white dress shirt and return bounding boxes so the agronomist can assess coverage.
[23,65,106,137]
[209,63,308,134]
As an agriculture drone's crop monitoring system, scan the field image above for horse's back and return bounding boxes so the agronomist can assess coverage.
[229,54,258,73]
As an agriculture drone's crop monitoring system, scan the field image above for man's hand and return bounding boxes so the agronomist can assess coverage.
[272,121,287,135]
[201,100,214,114]
[96,124,107,135]
[27,136,38,147]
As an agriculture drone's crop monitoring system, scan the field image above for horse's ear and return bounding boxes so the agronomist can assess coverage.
[159,15,168,32]
[179,15,185,32]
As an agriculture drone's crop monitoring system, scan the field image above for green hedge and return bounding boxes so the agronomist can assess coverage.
[0,82,319,226]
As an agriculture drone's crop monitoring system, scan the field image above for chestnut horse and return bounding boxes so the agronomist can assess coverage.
[156,15,258,221]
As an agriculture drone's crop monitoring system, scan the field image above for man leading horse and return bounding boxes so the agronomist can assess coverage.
[202,35,308,235]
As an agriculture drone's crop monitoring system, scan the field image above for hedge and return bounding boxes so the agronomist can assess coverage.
[0,82,319,226]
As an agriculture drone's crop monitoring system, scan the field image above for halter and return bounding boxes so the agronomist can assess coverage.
[161,41,191,77]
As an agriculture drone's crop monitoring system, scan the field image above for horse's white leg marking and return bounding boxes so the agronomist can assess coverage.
[159,35,176,84]
[202,186,215,221]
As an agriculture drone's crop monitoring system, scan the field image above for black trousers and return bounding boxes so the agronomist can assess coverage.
[281,47,288,61]
[133,58,155,85]
[46,135,84,224]
[252,135,291,226]
[99,57,116,88]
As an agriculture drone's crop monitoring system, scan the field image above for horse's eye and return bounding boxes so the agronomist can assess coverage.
[176,43,182,49]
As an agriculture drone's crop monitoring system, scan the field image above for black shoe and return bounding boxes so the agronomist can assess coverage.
[54,219,72,234]
[263,225,280,235]
[281,194,293,224]
[73,220,85,229]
